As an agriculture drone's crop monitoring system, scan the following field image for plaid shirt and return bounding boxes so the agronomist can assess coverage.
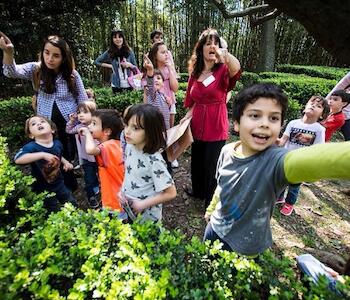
[3,62,87,121]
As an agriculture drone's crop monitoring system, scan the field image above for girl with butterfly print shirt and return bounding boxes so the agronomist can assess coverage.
[121,104,176,222]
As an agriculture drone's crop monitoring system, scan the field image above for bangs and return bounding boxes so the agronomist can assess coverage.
[206,33,220,44]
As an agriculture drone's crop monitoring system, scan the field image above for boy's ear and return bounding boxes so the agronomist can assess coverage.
[103,128,112,137]
[233,120,240,133]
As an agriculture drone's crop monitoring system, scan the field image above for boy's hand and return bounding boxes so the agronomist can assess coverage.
[143,54,153,71]
[204,212,211,223]
[79,127,90,136]
[61,159,73,171]
[69,112,77,122]
[41,152,59,162]
[0,32,14,54]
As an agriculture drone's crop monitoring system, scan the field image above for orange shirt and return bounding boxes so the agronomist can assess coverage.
[96,139,124,211]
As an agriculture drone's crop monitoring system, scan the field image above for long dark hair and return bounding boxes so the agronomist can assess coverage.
[148,41,165,69]
[108,30,131,59]
[35,35,76,95]
[188,28,223,79]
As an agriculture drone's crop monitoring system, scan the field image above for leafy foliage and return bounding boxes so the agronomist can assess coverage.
[276,64,348,81]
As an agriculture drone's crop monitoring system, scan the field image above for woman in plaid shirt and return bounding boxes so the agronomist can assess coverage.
[0,32,88,190]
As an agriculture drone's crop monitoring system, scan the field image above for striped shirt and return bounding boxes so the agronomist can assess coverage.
[146,76,170,129]
[3,62,87,121]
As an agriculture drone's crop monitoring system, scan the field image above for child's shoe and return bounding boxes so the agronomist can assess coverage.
[276,197,285,205]
[280,203,294,216]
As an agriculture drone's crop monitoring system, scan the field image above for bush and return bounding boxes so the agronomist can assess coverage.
[276,64,349,81]
[0,135,349,299]
[258,75,336,105]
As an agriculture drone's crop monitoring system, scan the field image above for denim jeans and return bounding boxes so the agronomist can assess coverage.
[45,190,77,213]
[279,183,301,205]
[82,159,99,198]
[203,222,232,251]
[297,254,338,293]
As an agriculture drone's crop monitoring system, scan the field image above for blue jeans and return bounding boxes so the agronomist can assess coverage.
[82,159,99,198]
[297,254,338,293]
[45,190,76,213]
[341,119,350,141]
[279,183,301,205]
[203,222,232,251]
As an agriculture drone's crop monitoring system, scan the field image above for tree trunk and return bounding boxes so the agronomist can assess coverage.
[256,18,275,72]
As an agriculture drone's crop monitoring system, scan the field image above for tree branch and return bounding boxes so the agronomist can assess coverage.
[250,8,280,26]
[208,0,271,18]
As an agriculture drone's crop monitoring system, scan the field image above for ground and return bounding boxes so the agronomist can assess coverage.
[53,148,350,272]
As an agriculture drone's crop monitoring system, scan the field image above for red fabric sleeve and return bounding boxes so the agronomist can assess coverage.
[184,75,195,108]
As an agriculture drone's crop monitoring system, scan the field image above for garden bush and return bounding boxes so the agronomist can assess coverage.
[276,64,348,81]
[0,69,338,150]
[0,137,349,299]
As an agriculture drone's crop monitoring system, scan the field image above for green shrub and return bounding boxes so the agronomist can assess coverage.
[276,64,349,80]
[0,135,349,299]
[258,75,336,105]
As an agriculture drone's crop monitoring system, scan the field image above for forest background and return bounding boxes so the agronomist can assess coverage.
[0,0,346,99]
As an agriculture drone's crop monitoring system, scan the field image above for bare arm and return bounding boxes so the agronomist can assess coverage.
[130,185,177,214]
[79,127,101,156]
[277,134,289,147]
[0,32,14,65]
[15,152,57,165]
[61,157,73,171]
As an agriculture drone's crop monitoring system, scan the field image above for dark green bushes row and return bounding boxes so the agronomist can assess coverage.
[276,64,348,81]
[0,68,338,149]
[0,137,348,299]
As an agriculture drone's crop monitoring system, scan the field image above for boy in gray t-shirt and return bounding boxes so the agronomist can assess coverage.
[203,83,350,256]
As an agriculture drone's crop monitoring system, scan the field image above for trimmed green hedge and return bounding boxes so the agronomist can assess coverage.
[0,137,349,299]
[0,68,339,149]
[276,64,348,81]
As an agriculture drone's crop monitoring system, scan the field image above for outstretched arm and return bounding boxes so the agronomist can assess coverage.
[15,152,58,165]
[284,142,350,184]
[0,32,14,65]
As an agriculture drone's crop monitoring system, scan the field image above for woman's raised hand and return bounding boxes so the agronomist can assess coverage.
[0,32,14,54]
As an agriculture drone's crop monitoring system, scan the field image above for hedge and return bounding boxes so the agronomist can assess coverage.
[0,137,349,299]
[0,69,338,150]
[276,64,349,81]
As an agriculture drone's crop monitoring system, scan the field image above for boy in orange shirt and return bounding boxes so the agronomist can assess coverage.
[79,109,125,218]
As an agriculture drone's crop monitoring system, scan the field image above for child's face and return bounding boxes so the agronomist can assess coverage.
[153,33,163,44]
[154,74,164,91]
[234,98,282,157]
[77,109,92,125]
[156,44,168,64]
[328,95,346,113]
[124,115,146,150]
[304,98,324,120]
[28,116,54,138]
[43,42,63,72]
[88,116,104,141]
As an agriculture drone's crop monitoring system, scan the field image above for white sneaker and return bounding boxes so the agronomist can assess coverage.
[171,159,179,168]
